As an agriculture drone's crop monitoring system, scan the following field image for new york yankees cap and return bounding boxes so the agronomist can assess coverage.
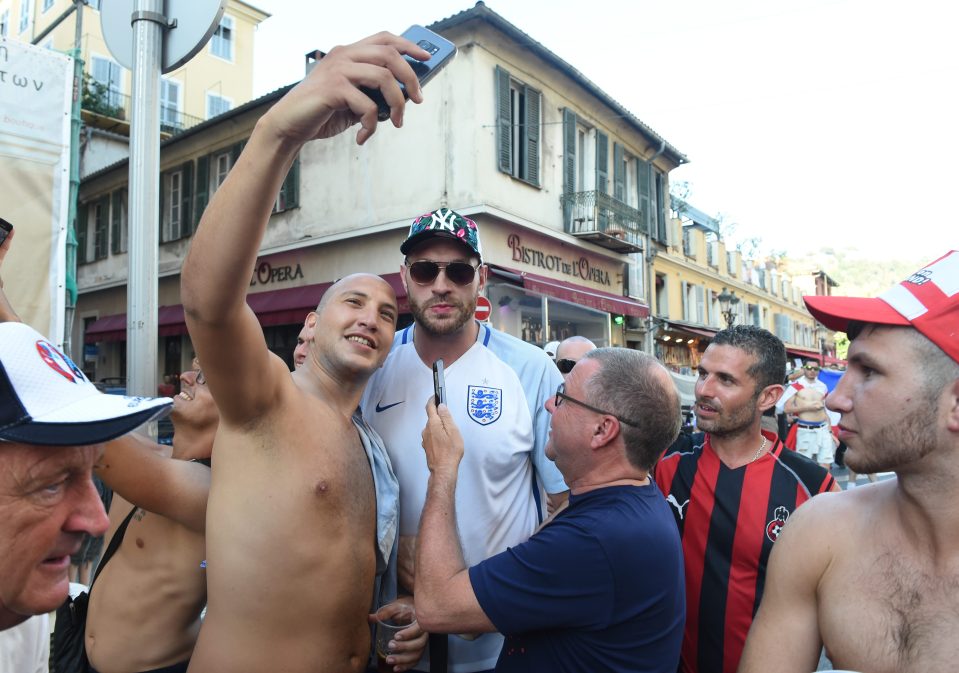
[0,322,172,446]
[804,250,959,363]
[400,208,483,261]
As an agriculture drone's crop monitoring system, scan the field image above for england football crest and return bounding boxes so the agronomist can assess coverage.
[467,385,502,425]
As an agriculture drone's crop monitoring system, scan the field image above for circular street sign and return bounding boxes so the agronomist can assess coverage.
[102,0,227,73]
[475,296,492,322]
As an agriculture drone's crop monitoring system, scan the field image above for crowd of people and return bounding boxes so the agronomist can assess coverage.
[0,28,957,673]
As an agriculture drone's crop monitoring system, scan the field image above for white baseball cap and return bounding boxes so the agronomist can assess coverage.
[0,322,172,446]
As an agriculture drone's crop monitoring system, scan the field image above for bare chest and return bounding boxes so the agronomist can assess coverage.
[821,550,959,673]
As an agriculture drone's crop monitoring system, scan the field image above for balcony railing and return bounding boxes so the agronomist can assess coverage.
[81,82,204,138]
[561,190,644,254]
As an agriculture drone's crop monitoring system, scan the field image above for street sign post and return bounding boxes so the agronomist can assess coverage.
[475,296,492,322]
[101,0,225,402]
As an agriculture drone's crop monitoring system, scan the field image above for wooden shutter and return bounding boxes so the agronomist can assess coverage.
[495,66,512,175]
[110,189,123,254]
[613,142,624,201]
[681,280,689,321]
[76,203,89,264]
[284,154,300,209]
[524,85,540,186]
[595,131,608,194]
[230,140,246,167]
[94,195,109,260]
[194,153,210,229]
[637,157,651,236]
[563,108,576,195]
[158,169,166,242]
[180,160,193,236]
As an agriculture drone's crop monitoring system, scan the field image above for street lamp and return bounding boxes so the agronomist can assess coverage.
[718,287,740,327]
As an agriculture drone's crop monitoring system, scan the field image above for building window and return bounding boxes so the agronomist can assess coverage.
[1,9,10,37]
[93,196,109,260]
[273,156,300,214]
[87,0,100,9]
[210,15,234,61]
[161,162,193,242]
[214,152,231,191]
[110,189,127,254]
[43,0,54,12]
[91,56,123,108]
[18,0,30,33]
[206,93,232,119]
[160,78,181,129]
[76,203,90,264]
[655,273,668,318]
[495,65,540,187]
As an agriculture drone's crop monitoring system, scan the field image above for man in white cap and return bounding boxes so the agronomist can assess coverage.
[739,250,959,673]
[0,321,172,631]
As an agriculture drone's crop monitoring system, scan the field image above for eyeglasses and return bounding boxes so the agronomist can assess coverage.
[803,365,820,371]
[555,358,577,374]
[554,382,640,427]
[406,260,479,286]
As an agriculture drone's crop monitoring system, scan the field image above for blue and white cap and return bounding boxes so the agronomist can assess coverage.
[0,322,172,446]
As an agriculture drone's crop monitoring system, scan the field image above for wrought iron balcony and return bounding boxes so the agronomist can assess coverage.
[561,190,644,254]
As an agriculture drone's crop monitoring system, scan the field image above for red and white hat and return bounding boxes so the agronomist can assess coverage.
[804,250,959,363]
[0,322,172,446]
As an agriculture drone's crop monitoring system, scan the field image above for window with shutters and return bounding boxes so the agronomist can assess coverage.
[42,0,54,13]
[91,56,123,108]
[273,155,300,214]
[93,197,109,260]
[110,189,127,254]
[210,15,234,61]
[18,0,29,33]
[206,93,232,120]
[1,10,9,38]
[495,66,541,187]
[160,78,181,129]
[160,163,194,242]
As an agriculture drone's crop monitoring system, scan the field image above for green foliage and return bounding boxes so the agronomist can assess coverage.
[834,332,850,360]
[81,73,124,120]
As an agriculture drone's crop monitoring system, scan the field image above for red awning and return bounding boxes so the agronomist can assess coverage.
[84,273,408,344]
[786,347,824,364]
[665,321,718,339]
[500,269,649,318]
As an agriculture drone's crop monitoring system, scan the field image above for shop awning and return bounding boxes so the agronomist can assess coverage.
[665,321,719,339]
[84,274,409,344]
[489,266,649,318]
[785,346,823,362]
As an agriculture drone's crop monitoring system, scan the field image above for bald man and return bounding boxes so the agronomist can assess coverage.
[554,336,597,379]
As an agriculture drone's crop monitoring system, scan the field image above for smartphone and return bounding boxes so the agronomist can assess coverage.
[361,25,457,121]
[0,218,12,247]
[432,359,446,406]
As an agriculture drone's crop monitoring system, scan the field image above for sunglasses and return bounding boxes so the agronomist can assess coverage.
[554,383,640,427]
[803,365,820,371]
[406,260,479,286]
[555,358,577,374]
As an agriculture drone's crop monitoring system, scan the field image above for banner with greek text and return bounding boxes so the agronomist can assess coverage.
[0,39,73,344]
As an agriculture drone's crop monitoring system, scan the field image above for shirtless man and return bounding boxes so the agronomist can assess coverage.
[789,386,837,468]
[180,31,430,673]
[293,314,315,368]
[85,364,217,673]
[739,250,959,673]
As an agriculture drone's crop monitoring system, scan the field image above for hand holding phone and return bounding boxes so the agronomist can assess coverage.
[432,359,446,406]
[361,25,457,122]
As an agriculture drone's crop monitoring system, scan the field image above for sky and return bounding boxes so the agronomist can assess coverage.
[248,0,955,264]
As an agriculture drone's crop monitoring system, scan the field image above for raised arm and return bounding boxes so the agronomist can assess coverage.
[96,434,210,533]
[414,400,495,634]
[738,496,833,673]
[180,32,429,425]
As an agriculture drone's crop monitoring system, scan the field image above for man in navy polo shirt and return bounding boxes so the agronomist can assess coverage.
[413,348,685,673]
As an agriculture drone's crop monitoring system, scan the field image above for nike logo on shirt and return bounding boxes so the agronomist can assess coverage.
[375,400,404,412]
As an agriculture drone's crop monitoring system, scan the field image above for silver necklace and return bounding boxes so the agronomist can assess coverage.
[751,436,769,462]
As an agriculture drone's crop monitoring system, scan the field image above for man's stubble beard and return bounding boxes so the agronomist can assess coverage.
[844,397,939,474]
[409,292,477,336]
[697,394,759,438]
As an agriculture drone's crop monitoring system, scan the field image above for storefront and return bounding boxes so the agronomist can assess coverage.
[654,320,718,374]
[76,215,648,382]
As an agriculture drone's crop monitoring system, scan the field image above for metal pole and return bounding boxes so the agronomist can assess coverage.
[127,0,164,400]
[63,0,84,357]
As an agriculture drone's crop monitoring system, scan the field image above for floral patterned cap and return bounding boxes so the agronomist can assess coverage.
[400,208,482,261]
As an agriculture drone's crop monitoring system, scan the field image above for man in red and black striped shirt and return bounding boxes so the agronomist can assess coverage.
[654,325,837,673]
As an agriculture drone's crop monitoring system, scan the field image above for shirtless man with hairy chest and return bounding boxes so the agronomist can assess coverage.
[180,31,430,673]
[739,251,959,673]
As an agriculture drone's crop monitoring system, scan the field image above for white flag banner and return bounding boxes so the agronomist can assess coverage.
[0,39,73,344]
